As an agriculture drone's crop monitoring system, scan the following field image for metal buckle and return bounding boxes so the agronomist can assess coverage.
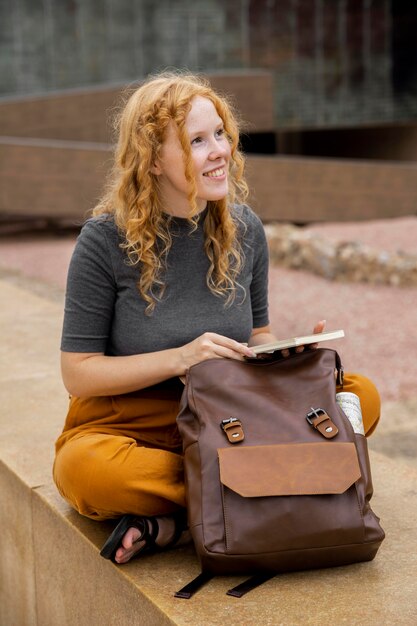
[220,417,245,443]
[221,417,239,431]
[306,407,327,426]
[306,407,339,438]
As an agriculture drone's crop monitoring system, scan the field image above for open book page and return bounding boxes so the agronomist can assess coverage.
[250,330,345,356]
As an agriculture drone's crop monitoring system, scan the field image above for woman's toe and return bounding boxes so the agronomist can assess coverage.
[114,540,144,563]
[113,526,145,563]
[121,526,142,549]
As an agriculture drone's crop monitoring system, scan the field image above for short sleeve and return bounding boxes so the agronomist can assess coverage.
[240,206,270,329]
[60,218,117,353]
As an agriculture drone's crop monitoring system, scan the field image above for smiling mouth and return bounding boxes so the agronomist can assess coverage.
[203,167,226,178]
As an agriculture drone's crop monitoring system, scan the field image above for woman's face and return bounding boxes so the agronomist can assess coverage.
[152,96,232,217]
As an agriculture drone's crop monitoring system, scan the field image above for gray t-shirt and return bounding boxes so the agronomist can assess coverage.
[61,204,269,356]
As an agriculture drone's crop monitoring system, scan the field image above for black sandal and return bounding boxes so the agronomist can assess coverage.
[100,511,187,563]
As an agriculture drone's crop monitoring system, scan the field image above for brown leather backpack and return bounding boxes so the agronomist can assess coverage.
[175,348,384,598]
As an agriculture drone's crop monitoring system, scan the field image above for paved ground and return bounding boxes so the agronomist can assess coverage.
[1,216,416,466]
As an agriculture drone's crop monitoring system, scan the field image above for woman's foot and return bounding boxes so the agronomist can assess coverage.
[114,515,187,564]
[100,511,189,564]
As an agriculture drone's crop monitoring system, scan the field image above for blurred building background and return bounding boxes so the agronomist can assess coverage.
[1,0,417,225]
[3,0,417,129]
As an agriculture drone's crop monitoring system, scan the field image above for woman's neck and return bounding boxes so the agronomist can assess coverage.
[163,201,208,219]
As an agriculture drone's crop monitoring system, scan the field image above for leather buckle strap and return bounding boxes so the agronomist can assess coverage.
[220,417,245,444]
[306,408,339,439]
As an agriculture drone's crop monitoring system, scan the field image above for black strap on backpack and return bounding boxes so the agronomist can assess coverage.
[175,572,276,599]
[226,573,276,597]
[174,572,213,599]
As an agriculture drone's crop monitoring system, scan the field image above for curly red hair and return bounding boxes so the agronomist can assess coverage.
[94,71,249,313]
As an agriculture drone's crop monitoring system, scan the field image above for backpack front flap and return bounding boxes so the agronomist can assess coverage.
[176,348,384,575]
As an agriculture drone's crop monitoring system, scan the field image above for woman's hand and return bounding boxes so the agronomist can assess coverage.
[176,332,256,374]
[307,319,327,349]
[281,319,326,357]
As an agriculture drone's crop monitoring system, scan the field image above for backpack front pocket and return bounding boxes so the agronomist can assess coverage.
[218,442,365,554]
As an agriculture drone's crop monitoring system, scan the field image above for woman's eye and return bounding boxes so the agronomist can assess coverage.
[191,129,225,145]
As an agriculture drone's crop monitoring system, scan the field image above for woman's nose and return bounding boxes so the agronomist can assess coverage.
[208,138,229,160]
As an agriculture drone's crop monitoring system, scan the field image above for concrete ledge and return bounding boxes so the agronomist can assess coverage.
[2,74,417,224]
[0,72,275,142]
[1,278,417,625]
[0,139,111,221]
[2,138,417,223]
[0,461,37,626]
[246,154,417,221]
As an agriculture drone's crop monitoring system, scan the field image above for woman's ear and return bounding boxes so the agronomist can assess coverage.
[150,159,162,176]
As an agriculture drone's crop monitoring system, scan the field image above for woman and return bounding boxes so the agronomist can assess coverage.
[53,72,380,565]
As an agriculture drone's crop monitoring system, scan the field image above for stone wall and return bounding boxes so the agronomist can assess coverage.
[265,223,417,287]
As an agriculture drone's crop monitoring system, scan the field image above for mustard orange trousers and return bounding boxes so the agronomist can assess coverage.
[53,373,380,521]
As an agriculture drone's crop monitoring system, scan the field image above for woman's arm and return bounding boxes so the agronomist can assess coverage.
[61,332,257,397]
[62,323,327,397]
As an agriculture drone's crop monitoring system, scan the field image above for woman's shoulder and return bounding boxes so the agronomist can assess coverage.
[82,212,116,230]
[79,213,120,242]
[232,204,265,238]
[232,203,262,224]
